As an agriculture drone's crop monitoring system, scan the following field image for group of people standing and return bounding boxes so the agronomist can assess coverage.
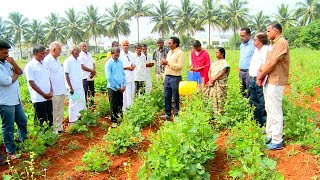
[24,42,96,129]
[237,23,290,150]
[188,22,289,151]
[0,21,290,163]
[105,39,169,123]
[0,41,96,160]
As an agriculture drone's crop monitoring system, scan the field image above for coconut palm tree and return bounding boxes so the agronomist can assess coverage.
[105,3,131,42]
[149,0,175,38]
[125,0,151,43]
[44,13,65,45]
[248,11,270,33]
[274,3,296,29]
[197,0,222,49]
[62,8,84,44]
[295,0,320,26]
[5,12,29,59]
[0,17,13,45]
[24,19,45,47]
[82,4,106,53]
[222,0,249,49]
[174,0,199,48]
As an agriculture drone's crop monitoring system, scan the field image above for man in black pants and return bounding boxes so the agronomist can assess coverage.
[24,45,53,127]
[79,42,96,106]
[105,47,127,123]
[160,37,185,119]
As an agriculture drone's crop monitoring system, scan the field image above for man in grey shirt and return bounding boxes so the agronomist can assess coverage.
[153,38,169,79]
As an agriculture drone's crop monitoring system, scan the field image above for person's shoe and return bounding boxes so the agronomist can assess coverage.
[7,153,17,160]
[0,153,7,166]
[267,142,284,150]
[58,130,66,134]
[266,137,272,144]
[160,115,171,120]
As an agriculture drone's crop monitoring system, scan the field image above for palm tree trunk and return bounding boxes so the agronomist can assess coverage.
[187,30,190,49]
[137,17,140,43]
[233,23,236,50]
[208,24,211,50]
[117,34,120,44]
[94,36,97,53]
[18,34,22,59]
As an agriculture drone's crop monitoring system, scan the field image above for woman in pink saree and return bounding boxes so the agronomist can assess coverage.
[190,40,211,87]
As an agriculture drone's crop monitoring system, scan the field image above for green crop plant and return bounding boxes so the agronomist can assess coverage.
[138,95,218,179]
[226,120,283,179]
[81,145,112,172]
[105,121,144,155]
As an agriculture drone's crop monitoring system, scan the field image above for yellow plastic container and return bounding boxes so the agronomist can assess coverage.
[179,81,197,95]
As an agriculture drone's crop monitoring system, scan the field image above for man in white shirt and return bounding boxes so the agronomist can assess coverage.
[142,44,154,93]
[133,44,146,96]
[43,41,66,133]
[120,40,135,110]
[24,45,53,127]
[248,33,268,127]
[79,42,96,106]
[64,45,86,124]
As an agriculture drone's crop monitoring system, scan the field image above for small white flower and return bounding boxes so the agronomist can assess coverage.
[123,162,127,166]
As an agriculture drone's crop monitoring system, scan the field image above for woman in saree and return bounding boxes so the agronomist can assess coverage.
[190,40,211,88]
[206,47,230,116]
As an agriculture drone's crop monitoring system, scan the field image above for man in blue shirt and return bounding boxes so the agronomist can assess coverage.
[0,40,28,160]
[239,27,255,98]
[105,47,127,124]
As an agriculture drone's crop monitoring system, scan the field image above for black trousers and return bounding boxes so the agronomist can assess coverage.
[249,77,266,126]
[83,79,95,106]
[164,75,182,116]
[135,81,146,96]
[108,88,123,123]
[239,69,250,98]
[33,100,53,127]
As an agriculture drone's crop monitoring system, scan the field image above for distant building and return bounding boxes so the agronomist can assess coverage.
[197,34,231,48]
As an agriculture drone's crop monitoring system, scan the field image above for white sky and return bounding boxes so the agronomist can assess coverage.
[1,0,296,43]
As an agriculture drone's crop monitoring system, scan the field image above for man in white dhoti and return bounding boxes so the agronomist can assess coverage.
[120,40,135,110]
[63,45,86,124]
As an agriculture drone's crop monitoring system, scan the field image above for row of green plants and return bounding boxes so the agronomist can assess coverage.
[104,81,164,155]
[226,119,283,179]
[287,48,320,97]
[282,98,320,155]
[4,93,111,179]
[78,81,164,172]
[138,95,218,179]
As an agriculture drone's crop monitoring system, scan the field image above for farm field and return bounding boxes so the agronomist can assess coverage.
[1,48,320,179]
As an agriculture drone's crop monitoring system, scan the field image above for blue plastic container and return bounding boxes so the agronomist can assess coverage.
[187,71,202,84]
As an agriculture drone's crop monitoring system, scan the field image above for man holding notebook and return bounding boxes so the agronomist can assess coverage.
[257,22,290,150]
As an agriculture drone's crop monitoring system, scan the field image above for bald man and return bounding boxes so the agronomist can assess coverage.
[119,40,136,110]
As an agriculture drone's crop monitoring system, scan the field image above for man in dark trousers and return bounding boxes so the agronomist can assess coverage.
[0,40,28,160]
[160,37,185,119]
[239,27,255,98]
[105,47,127,124]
